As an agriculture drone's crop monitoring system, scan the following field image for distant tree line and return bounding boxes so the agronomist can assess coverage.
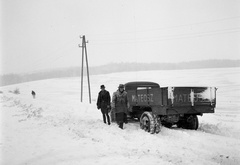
[90,59,240,74]
[1,59,239,86]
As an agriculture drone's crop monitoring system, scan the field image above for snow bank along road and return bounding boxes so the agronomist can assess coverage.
[1,67,240,165]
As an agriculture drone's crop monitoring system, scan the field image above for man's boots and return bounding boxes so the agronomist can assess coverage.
[119,122,123,129]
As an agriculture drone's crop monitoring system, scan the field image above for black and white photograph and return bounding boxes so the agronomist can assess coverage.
[0,0,240,164]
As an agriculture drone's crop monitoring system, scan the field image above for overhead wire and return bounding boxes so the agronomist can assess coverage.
[134,16,240,33]
[24,16,240,73]
[89,27,240,45]
[87,17,240,45]
[30,37,78,66]
[29,37,79,73]
[87,16,240,37]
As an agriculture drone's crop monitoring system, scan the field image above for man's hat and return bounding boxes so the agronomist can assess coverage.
[118,84,124,88]
[100,85,105,89]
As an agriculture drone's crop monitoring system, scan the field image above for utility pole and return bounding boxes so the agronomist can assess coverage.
[78,35,91,104]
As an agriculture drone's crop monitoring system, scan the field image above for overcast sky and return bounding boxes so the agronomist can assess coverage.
[1,0,240,74]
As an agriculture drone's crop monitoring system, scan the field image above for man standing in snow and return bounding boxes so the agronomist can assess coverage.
[97,85,111,125]
[111,84,128,129]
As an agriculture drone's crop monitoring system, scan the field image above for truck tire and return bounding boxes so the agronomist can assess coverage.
[140,112,155,134]
[154,115,161,134]
[186,115,199,130]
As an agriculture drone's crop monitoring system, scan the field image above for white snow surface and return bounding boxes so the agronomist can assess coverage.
[1,67,240,165]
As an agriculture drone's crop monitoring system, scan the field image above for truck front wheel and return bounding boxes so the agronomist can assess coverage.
[140,112,155,134]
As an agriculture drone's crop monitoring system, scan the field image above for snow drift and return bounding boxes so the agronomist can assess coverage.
[1,67,240,165]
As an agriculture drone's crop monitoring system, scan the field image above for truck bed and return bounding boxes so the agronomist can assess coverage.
[127,86,216,115]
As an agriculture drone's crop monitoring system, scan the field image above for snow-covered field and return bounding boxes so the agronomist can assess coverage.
[0,67,240,165]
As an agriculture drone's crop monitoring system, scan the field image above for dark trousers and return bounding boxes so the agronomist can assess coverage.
[101,108,110,125]
[116,112,126,129]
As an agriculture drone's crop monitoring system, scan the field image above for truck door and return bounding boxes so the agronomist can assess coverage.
[127,88,161,106]
[148,88,162,106]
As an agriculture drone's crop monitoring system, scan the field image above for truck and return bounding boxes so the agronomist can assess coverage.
[125,81,217,134]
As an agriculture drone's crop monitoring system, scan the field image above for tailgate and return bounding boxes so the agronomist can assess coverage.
[167,87,217,107]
